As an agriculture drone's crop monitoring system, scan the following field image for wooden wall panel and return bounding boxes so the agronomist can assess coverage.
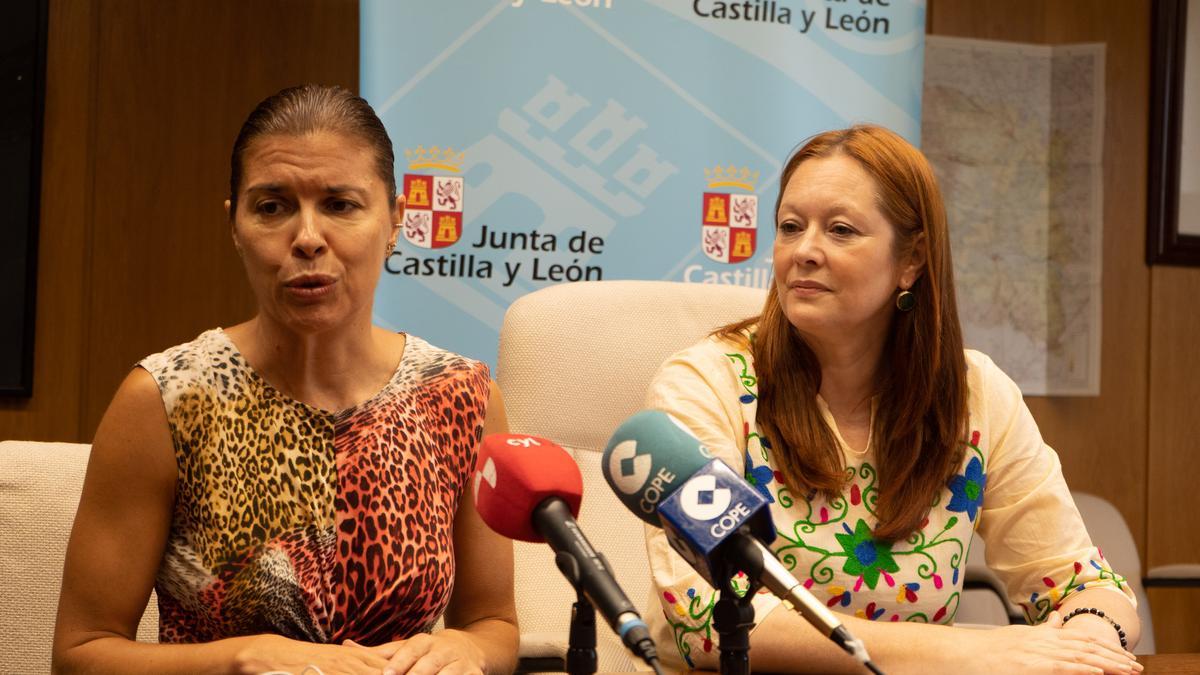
[927,0,1047,42]
[0,0,358,442]
[81,0,359,435]
[1146,588,1200,653]
[929,0,1151,551]
[1031,0,1153,553]
[1147,266,1200,652]
[0,0,96,442]
[1147,266,1200,564]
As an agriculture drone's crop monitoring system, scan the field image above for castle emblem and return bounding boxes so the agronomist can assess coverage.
[701,165,759,264]
[402,146,465,249]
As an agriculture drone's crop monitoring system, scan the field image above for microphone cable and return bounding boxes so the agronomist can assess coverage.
[624,627,665,674]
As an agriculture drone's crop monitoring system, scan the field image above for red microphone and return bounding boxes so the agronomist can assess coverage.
[473,433,583,542]
[472,433,662,669]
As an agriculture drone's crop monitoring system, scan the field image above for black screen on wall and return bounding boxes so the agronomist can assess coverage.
[0,0,47,396]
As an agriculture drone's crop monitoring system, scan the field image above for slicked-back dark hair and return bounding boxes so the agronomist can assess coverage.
[228,84,395,215]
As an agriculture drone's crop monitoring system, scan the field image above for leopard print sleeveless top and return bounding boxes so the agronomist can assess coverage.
[139,328,489,644]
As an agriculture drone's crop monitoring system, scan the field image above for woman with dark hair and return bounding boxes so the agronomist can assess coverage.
[53,85,518,674]
[644,125,1141,673]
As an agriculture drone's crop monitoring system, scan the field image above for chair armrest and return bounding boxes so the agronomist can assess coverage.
[516,632,567,674]
[962,575,1026,625]
[1143,564,1200,588]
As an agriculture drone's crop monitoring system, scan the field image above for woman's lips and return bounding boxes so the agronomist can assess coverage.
[788,280,830,295]
[284,275,337,300]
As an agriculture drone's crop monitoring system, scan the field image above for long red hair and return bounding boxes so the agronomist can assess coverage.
[720,125,968,542]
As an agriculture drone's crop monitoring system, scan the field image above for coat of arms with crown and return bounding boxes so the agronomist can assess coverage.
[402,146,465,249]
[701,165,759,264]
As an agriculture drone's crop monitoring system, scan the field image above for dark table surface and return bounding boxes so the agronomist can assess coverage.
[643,653,1200,674]
[1138,653,1200,673]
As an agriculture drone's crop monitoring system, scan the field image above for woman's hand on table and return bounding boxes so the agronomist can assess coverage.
[959,611,1142,674]
[345,630,487,675]
[232,634,391,675]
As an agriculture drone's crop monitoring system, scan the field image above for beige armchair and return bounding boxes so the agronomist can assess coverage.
[0,441,158,672]
[496,280,767,671]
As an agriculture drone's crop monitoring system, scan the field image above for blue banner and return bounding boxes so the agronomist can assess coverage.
[363,0,926,366]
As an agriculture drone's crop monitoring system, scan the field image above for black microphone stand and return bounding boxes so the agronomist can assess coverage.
[712,585,757,675]
[556,552,598,675]
[566,589,598,675]
[713,542,765,675]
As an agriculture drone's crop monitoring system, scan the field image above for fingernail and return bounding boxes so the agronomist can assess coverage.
[383,670,396,675]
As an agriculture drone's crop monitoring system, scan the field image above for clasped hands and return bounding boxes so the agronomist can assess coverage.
[236,630,486,675]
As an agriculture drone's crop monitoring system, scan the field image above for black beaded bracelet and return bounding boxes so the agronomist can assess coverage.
[1061,606,1128,649]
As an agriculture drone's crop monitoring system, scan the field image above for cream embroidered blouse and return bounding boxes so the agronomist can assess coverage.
[643,332,1135,669]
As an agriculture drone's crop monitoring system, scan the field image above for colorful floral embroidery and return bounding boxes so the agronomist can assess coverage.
[826,585,852,607]
[947,456,987,522]
[661,587,716,668]
[1022,555,1128,622]
[661,574,763,666]
[856,601,887,620]
[836,519,900,590]
[897,582,920,604]
[725,352,757,404]
[744,451,776,504]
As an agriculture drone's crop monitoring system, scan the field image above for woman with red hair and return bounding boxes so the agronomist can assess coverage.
[645,125,1141,674]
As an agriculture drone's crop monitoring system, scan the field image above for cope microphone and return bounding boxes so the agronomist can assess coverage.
[602,412,881,673]
[473,433,663,671]
[602,410,713,524]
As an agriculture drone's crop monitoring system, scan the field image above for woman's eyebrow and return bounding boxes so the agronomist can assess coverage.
[324,184,369,197]
[244,182,285,193]
[778,201,860,217]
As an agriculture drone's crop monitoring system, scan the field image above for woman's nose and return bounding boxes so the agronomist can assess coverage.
[790,228,824,266]
[291,208,328,258]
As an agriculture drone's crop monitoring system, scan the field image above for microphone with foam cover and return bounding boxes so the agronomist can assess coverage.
[601,410,713,525]
[473,433,583,542]
[473,433,663,670]
[602,412,880,673]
